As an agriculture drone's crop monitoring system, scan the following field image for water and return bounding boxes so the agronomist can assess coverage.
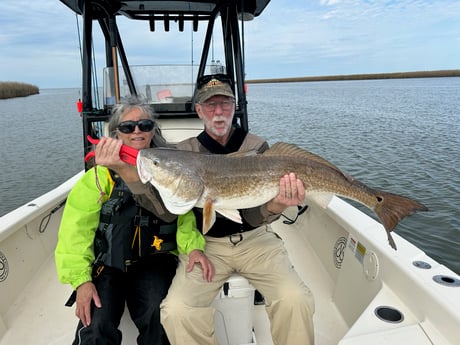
[0,88,84,216]
[247,78,460,275]
[1,79,459,274]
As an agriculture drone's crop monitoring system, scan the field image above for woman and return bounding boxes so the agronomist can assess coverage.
[55,97,177,345]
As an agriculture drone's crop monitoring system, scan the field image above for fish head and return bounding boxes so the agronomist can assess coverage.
[137,148,204,214]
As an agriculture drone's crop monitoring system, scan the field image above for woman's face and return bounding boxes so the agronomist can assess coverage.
[117,108,154,150]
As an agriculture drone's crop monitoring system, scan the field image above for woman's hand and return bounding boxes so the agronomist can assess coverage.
[95,137,140,182]
[95,137,124,169]
[75,281,101,327]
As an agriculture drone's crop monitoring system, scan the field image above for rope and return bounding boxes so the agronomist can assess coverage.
[93,166,106,204]
[75,13,83,66]
[75,11,100,109]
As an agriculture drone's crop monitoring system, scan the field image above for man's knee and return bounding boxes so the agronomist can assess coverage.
[269,280,315,316]
[160,296,180,324]
[288,282,315,314]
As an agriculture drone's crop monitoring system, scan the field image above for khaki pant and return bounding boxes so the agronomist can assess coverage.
[160,226,315,345]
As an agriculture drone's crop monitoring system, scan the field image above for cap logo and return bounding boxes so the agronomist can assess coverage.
[204,78,225,88]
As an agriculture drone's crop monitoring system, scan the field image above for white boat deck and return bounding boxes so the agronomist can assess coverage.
[1,179,459,345]
[0,225,348,345]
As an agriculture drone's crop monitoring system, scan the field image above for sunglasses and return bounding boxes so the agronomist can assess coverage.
[117,119,154,134]
[196,73,233,89]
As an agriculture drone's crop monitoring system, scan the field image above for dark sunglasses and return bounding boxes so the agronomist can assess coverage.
[117,119,154,134]
[196,74,233,89]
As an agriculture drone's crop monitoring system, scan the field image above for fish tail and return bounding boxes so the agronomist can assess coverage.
[374,191,428,250]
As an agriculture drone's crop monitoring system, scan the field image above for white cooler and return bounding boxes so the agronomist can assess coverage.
[213,274,256,345]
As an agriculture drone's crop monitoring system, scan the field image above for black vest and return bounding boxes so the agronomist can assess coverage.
[94,171,177,271]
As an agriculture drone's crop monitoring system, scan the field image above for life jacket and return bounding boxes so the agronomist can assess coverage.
[93,170,177,271]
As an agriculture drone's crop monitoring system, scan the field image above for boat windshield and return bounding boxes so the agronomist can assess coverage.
[103,62,225,106]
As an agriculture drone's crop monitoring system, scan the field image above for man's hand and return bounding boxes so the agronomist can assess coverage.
[266,173,305,214]
[187,249,215,282]
[75,281,102,327]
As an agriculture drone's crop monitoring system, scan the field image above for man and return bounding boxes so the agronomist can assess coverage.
[160,74,315,345]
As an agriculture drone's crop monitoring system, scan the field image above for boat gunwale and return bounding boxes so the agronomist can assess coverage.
[0,171,84,242]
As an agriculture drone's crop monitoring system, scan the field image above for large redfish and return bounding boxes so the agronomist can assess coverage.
[137,142,428,249]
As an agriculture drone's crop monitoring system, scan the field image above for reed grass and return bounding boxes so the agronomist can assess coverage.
[0,82,39,99]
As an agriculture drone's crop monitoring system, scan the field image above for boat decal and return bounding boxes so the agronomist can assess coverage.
[0,251,8,282]
[348,236,366,265]
[333,237,347,269]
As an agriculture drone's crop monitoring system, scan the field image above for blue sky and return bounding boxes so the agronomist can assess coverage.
[0,0,459,88]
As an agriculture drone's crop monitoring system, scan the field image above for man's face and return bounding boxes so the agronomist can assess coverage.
[196,95,235,141]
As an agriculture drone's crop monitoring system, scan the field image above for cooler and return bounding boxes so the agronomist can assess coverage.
[213,274,256,345]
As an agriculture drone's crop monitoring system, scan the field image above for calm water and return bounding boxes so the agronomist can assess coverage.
[0,88,84,215]
[1,79,459,274]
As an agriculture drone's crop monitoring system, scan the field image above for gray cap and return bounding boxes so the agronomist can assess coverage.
[195,75,235,103]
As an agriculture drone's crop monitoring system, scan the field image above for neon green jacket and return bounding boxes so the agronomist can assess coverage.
[55,166,113,290]
[176,210,206,255]
[55,166,204,290]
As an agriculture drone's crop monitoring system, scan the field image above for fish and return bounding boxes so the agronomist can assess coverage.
[137,142,428,249]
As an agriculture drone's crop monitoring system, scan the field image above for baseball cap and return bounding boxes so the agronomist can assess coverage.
[195,74,235,103]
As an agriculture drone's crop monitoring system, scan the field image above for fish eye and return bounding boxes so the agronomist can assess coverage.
[153,158,160,166]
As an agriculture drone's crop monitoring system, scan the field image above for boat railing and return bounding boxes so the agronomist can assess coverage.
[0,172,83,242]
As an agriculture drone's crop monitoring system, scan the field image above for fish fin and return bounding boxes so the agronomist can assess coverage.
[267,142,357,184]
[267,142,345,173]
[226,150,259,157]
[202,199,216,235]
[307,193,334,209]
[215,209,242,224]
[372,189,428,250]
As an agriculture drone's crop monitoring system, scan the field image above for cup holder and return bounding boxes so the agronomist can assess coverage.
[374,306,404,323]
[432,275,460,287]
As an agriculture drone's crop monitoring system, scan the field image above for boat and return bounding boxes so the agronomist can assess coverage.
[1,1,459,344]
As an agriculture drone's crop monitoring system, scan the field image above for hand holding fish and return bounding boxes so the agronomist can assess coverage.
[95,137,140,182]
[94,137,124,167]
[266,173,305,214]
[187,249,215,282]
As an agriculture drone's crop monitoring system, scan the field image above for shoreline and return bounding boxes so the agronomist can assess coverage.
[246,69,460,84]
[0,82,39,99]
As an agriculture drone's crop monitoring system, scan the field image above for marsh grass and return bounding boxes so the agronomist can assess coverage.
[0,82,39,99]
[247,69,460,84]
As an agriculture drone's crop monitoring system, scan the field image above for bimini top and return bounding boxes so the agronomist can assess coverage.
[59,0,271,19]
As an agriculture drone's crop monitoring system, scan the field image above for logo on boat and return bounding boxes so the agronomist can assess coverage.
[0,251,8,282]
[333,237,347,269]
